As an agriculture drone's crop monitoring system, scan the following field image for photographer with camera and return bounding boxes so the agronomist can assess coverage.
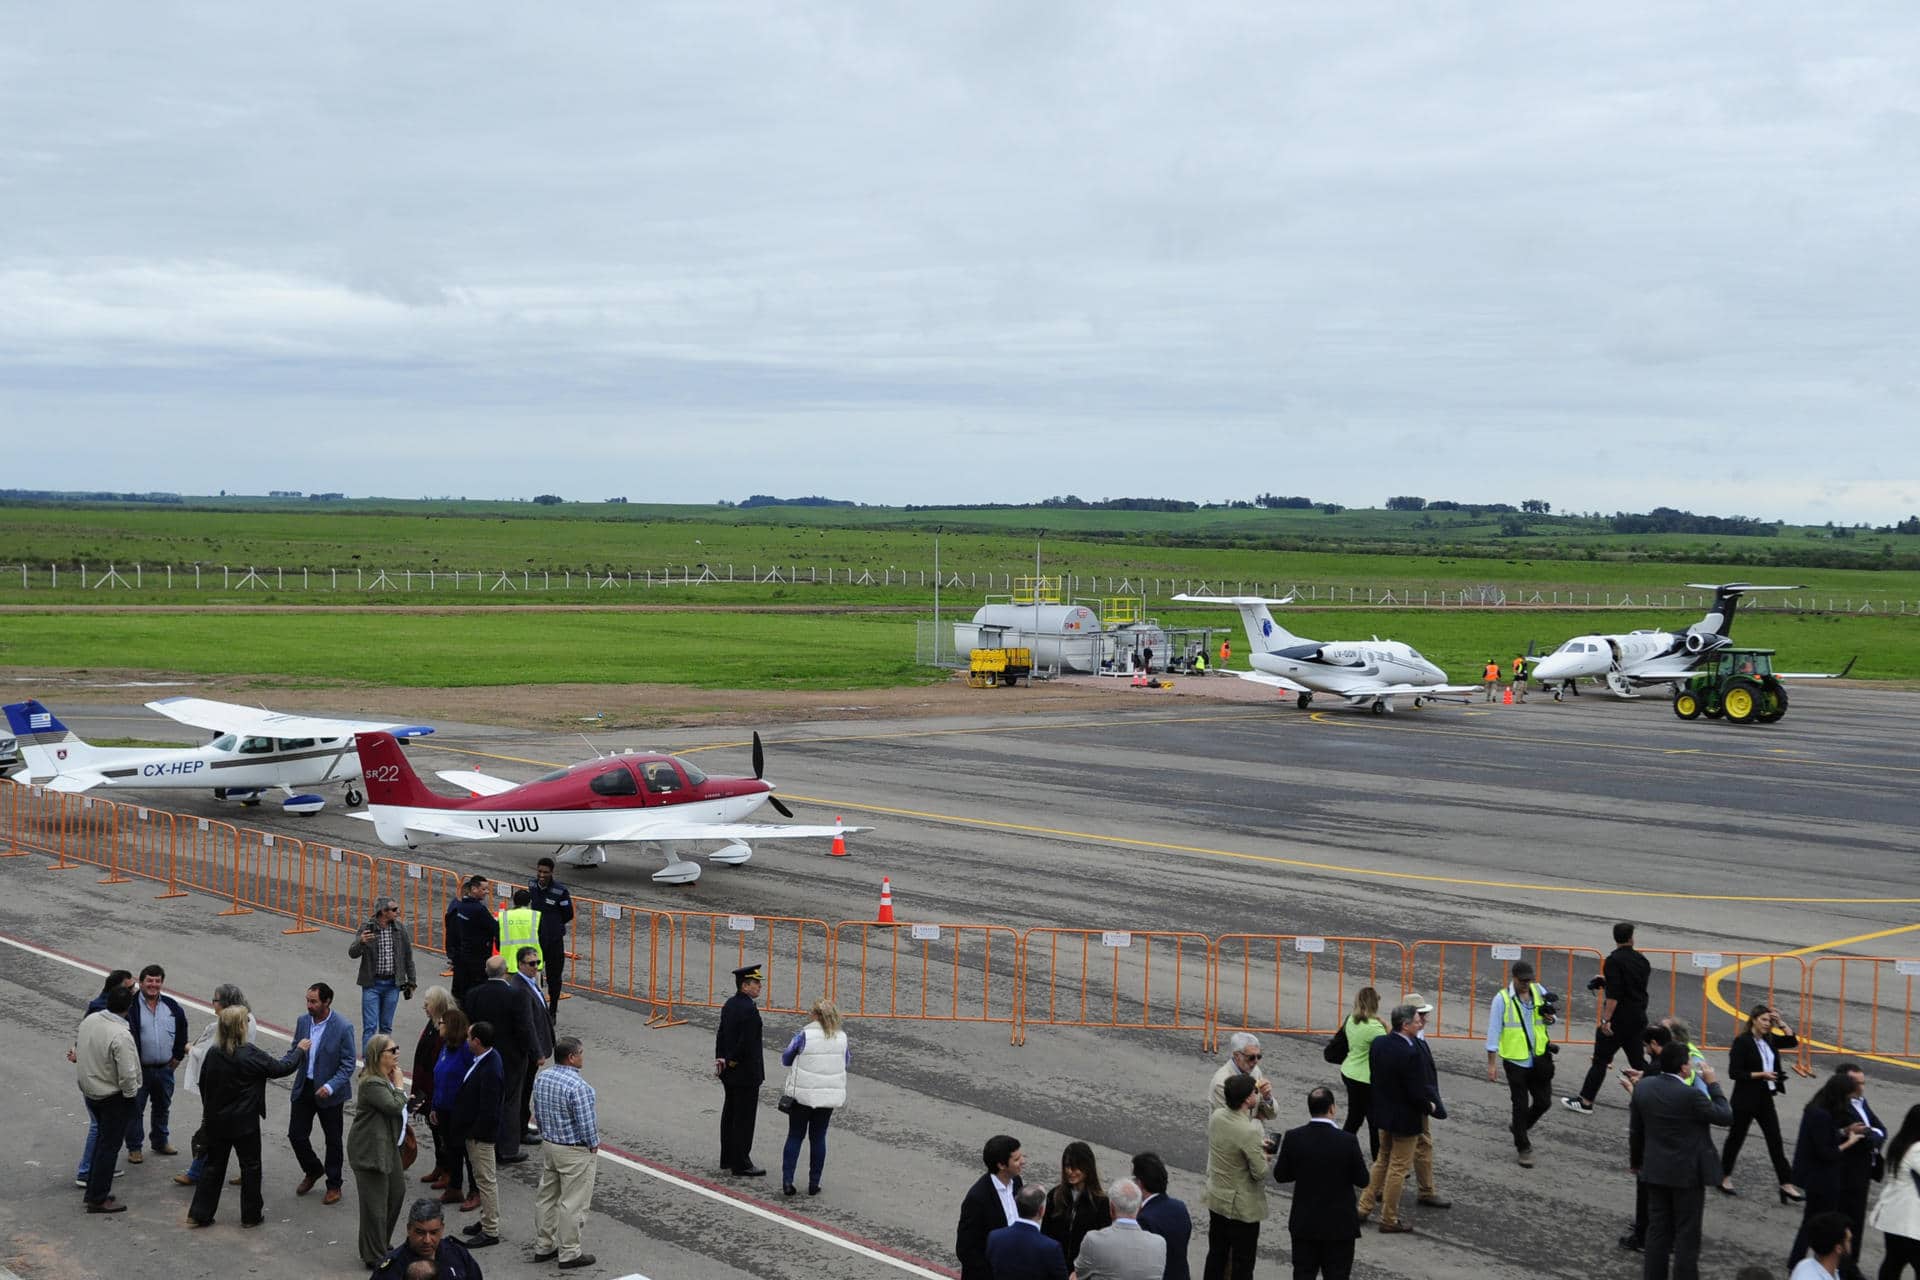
[1566,922,1652,1116]
[1486,960,1557,1168]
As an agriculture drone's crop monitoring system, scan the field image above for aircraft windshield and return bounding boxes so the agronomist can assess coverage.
[674,757,707,786]
[534,767,571,784]
[211,734,237,752]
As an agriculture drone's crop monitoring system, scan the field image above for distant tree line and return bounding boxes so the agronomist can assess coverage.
[0,488,183,504]
[735,494,858,509]
[1608,507,1780,537]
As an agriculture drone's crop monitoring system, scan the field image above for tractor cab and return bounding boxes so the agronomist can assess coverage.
[1674,647,1787,724]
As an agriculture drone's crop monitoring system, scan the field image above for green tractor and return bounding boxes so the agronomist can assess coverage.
[1672,648,1788,724]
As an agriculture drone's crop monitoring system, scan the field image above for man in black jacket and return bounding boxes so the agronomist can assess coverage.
[1568,922,1652,1114]
[956,1134,1026,1280]
[1133,1151,1192,1280]
[529,857,574,1014]
[462,956,544,1164]
[713,964,765,1176]
[1836,1063,1887,1280]
[1273,1087,1370,1279]
[452,1022,506,1249]
[444,876,498,1002]
[1629,1041,1732,1280]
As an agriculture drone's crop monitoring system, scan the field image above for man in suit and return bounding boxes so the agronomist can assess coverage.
[511,946,556,1147]
[1836,1064,1886,1280]
[1357,1003,1442,1234]
[463,955,543,1164]
[956,1133,1025,1280]
[1078,1177,1167,1280]
[1134,1151,1192,1280]
[280,981,355,1205]
[1204,1073,1269,1280]
[1629,1040,1732,1280]
[987,1183,1069,1280]
[452,1021,506,1249]
[713,963,767,1176]
[1273,1086,1370,1279]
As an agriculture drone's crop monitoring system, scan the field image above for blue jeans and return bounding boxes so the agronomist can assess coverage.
[781,1104,833,1189]
[361,980,400,1047]
[76,1101,100,1179]
[127,1064,174,1151]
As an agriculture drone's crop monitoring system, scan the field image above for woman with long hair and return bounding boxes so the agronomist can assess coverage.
[346,1033,411,1268]
[1718,1003,1803,1201]
[408,987,456,1185]
[779,997,849,1197]
[1870,1104,1920,1279]
[1338,986,1387,1159]
[428,1008,474,1205]
[187,1005,298,1228]
[1043,1141,1113,1266]
[1789,1070,1873,1272]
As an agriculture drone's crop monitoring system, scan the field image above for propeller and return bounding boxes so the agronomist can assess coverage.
[751,731,796,818]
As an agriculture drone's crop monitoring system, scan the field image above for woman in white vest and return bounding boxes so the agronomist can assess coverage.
[778,997,849,1197]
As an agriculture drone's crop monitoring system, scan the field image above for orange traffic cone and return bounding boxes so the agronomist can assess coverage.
[876,876,897,925]
[1502,685,1514,705]
[829,817,848,858]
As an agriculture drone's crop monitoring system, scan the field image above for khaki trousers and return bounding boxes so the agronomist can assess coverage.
[533,1142,598,1262]
[1414,1115,1436,1194]
[1358,1132,1419,1226]
[465,1138,500,1236]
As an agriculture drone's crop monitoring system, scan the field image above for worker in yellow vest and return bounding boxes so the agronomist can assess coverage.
[1510,655,1528,703]
[497,889,545,976]
[1482,658,1502,703]
[1485,960,1557,1167]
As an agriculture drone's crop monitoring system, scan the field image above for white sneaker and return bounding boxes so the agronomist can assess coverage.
[1561,1097,1593,1114]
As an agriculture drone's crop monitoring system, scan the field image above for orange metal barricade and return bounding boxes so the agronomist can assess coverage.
[666,910,833,1018]
[1018,926,1212,1048]
[1408,940,1607,1046]
[113,802,185,896]
[570,894,679,1024]
[1212,935,1410,1054]
[220,827,306,919]
[289,840,380,936]
[831,921,1021,1042]
[1633,948,1810,1060]
[373,857,463,955]
[172,815,242,901]
[0,780,24,858]
[1802,954,1920,1069]
[4,785,78,867]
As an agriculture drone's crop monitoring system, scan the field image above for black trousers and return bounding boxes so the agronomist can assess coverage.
[1290,1234,1355,1280]
[1841,1177,1873,1280]
[287,1085,345,1189]
[1203,1212,1259,1280]
[451,958,487,1003]
[1882,1232,1920,1280]
[1578,1011,1648,1103]
[189,1126,263,1225]
[1789,1188,1847,1272]
[1341,1076,1378,1160]
[1643,1183,1705,1280]
[1504,1056,1554,1150]
[542,940,566,1011]
[1720,1093,1792,1184]
[82,1093,135,1205]
[720,1080,760,1170]
[495,1053,528,1158]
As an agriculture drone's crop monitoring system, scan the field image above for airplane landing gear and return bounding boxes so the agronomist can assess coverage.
[653,858,702,885]
[1296,692,1313,710]
[1371,701,1387,715]
[707,842,752,867]
[344,785,363,807]
[555,843,609,869]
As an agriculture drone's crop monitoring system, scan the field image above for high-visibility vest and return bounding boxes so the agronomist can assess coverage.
[498,907,544,971]
[1483,663,1502,681]
[1496,984,1550,1062]
[1220,641,1231,662]
[1511,658,1525,678]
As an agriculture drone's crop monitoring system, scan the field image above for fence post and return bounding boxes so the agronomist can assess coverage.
[282,843,316,934]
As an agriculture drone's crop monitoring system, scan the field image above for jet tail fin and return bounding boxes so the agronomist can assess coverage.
[352,732,454,809]
[3,700,95,780]
[1680,583,1804,644]
[1171,594,1304,653]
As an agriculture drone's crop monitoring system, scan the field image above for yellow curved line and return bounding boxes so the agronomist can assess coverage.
[1703,923,1920,1073]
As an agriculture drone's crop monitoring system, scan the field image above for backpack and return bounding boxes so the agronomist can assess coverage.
[1322,1021,1350,1066]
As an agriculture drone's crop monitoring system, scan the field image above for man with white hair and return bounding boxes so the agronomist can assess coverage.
[1210,1032,1277,1123]
[1075,1177,1168,1280]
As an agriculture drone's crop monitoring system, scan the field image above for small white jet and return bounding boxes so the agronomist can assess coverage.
[1174,594,1480,713]
[3,697,434,813]
[349,730,870,884]
[1526,584,1835,699]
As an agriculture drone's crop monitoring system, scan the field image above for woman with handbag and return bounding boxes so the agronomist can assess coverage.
[777,997,849,1197]
[347,1033,412,1268]
[1718,1003,1804,1201]
[1336,987,1387,1160]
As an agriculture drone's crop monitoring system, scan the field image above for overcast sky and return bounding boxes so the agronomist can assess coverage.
[5,4,1918,521]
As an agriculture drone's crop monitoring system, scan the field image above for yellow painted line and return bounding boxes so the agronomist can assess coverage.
[1704,922,1920,1073]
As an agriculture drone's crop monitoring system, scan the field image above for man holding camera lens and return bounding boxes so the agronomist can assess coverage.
[1486,960,1556,1168]
[1566,922,1652,1116]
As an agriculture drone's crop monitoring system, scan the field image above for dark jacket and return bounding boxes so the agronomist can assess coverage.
[450,1048,505,1143]
[957,1172,1023,1280]
[1630,1072,1733,1188]
[1844,1095,1888,1188]
[986,1221,1069,1280]
[370,1234,484,1280]
[1727,1029,1799,1109]
[517,973,555,1057]
[716,991,765,1088]
[348,919,418,991]
[1368,1032,1437,1136]
[1136,1192,1192,1280]
[1041,1185,1111,1264]
[125,992,190,1065]
[463,978,539,1065]
[409,1018,443,1110]
[529,877,574,940]
[444,897,498,964]
[197,1043,299,1134]
[1272,1118,1370,1241]
[1790,1103,1850,1202]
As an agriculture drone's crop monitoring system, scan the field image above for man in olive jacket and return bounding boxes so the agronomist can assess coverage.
[1204,1072,1269,1280]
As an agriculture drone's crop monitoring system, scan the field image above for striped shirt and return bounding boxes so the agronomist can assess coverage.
[531,1064,598,1148]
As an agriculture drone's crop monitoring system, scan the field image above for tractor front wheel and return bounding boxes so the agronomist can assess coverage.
[1674,690,1702,720]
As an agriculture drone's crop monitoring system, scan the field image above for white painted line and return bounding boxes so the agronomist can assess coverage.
[1,928,952,1279]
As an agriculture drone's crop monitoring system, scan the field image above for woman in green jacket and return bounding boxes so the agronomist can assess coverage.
[347,1033,410,1268]
[1339,987,1388,1159]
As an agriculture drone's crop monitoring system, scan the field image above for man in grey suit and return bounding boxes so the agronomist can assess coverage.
[1076,1177,1168,1280]
[1629,1040,1733,1280]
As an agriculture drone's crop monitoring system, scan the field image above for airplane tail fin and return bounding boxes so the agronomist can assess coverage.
[353,732,453,809]
[3,700,97,779]
[1171,594,1303,654]
[1679,583,1803,646]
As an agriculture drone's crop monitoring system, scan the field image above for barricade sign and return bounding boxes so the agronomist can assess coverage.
[1020,927,1211,1048]
[1802,955,1919,1068]
[1408,941,1606,1045]
[669,911,832,1017]
[1636,948,1809,1059]
[1213,935,1409,1054]
[831,921,1020,1040]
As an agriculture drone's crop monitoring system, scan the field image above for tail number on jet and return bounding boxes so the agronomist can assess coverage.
[143,760,205,777]
[481,816,541,834]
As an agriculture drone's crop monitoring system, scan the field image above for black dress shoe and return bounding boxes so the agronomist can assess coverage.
[463,1221,484,1236]
[498,1154,530,1165]
[782,1183,797,1196]
[733,1164,767,1177]
[808,1183,822,1195]
[532,1251,560,1263]
[558,1256,596,1271]
[467,1234,500,1249]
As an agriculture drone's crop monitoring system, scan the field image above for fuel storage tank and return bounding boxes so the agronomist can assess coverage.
[954,603,1104,673]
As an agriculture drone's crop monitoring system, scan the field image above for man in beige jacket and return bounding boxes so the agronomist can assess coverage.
[76,984,142,1213]
[1204,1073,1270,1280]
[1209,1032,1277,1123]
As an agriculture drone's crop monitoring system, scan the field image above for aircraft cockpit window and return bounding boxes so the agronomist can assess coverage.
[277,738,316,751]
[675,757,708,786]
[210,734,238,752]
[642,761,684,794]
[238,736,274,755]
[534,768,571,784]
[589,767,638,797]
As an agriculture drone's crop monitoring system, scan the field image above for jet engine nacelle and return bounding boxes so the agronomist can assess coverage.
[1683,631,1708,654]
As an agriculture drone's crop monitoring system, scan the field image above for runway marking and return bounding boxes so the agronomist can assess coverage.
[0,929,952,1278]
[1703,922,1920,1074]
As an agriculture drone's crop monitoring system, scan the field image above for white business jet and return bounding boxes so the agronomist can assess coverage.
[3,697,433,813]
[1173,594,1480,713]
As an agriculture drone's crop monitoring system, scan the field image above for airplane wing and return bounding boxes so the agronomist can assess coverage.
[596,818,873,844]
[43,772,107,793]
[1775,657,1857,681]
[344,811,502,839]
[434,770,520,797]
[144,697,435,740]
[1340,683,1483,698]
[1230,670,1313,694]
[1625,661,1702,683]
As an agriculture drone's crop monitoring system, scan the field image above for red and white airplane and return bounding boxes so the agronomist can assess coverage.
[349,730,867,884]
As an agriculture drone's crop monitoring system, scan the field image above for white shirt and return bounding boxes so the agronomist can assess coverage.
[1757,1038,1776,1078]
[1309,1116,1339,1128]
[1852,1096,1885,1141]
[991,1173,1018,1226]
[306,1013,331,1079]
[1790,1257,1840,1279]
[1485,986,1540,1064]
[463,1048,494,1083]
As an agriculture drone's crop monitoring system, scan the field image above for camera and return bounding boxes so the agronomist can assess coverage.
[1586,975,1607,993]
[1537,990,1561,1026]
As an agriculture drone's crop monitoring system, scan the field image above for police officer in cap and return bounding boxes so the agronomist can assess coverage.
[714,964,766,1176]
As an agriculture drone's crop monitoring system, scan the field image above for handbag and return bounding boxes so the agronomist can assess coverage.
[400,1119,419,1170]
[777,1066,798,1114]
[1322,1021,1350,1066]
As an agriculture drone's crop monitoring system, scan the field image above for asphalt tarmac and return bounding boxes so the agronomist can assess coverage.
[3,680,1917,1280]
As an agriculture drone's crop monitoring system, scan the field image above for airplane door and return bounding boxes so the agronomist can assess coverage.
[1608,639,1622,666]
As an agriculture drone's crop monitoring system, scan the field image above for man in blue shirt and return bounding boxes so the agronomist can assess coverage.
[124,964,189,1162]
[531,1036,599,1270]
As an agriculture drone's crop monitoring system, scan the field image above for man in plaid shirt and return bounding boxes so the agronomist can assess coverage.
[531,1036,599,1270]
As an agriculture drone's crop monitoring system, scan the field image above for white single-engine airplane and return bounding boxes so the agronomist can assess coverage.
[349,729,870,885]
[1526,583,1850,699]
[1174,594,1480,713]
[3,697,434,813]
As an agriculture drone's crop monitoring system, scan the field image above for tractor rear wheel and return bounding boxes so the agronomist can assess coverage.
[1722,678,1762,724]
[1756,679,1788,724]
[1674,690,1702,720]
